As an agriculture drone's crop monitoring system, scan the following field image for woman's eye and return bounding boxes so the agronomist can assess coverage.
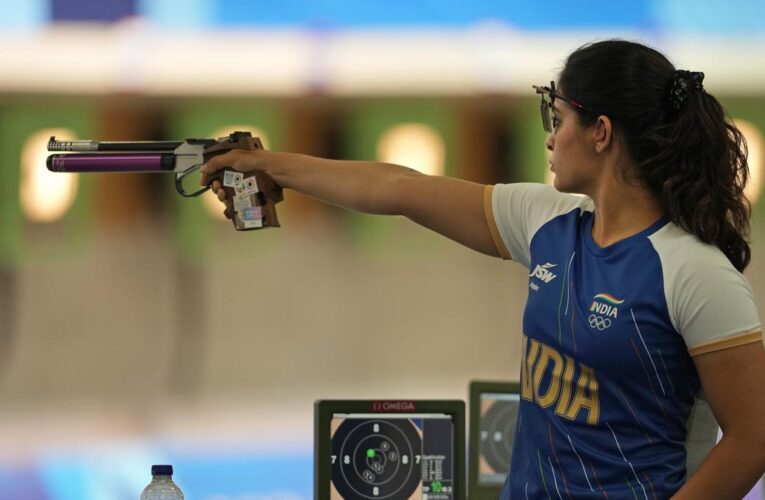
[552,116,561,129]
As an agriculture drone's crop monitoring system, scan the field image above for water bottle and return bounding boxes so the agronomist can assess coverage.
[140,465,184,500]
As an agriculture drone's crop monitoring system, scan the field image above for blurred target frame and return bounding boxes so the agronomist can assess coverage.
[468,381,521,498]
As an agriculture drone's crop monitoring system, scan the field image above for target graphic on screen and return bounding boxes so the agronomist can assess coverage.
[479,398,518,475]
[331,418,422,499]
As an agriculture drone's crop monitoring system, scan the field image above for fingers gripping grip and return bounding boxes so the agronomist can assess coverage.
[202,133,283,231]
[206,168,284,230]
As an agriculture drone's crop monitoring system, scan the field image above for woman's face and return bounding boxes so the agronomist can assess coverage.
[545,100,600,195]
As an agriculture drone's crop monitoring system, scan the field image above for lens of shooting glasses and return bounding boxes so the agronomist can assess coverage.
[540,97,552,132]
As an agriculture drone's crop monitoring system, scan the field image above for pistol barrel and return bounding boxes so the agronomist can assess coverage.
[47,153,176,172]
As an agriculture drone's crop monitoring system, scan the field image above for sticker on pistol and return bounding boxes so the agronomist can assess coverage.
[233,193,254,211]
[242,176,259,194]
[223,170,244,188]
[240,206,263,228]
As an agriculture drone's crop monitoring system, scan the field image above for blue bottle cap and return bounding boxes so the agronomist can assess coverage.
[151,465,173,476]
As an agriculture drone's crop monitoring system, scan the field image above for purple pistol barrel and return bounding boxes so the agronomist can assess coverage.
[47,153,176,173]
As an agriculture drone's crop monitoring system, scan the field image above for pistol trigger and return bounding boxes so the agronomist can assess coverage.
[175,166,210,197]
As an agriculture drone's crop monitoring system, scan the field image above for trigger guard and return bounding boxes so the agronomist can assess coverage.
[175,165,210,197]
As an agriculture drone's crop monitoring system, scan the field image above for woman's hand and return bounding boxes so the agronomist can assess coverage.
[200,148,275,203]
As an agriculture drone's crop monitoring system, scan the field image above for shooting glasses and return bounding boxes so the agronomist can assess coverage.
[532,81,602,132]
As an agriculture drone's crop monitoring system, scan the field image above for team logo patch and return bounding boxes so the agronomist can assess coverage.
[529,262,558,283]
[588,293,624,331]
[528,262,558,292]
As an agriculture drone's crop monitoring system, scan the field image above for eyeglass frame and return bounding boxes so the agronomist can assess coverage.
[532,81,602,133]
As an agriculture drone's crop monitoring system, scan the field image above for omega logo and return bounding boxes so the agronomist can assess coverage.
[371,401,416,412]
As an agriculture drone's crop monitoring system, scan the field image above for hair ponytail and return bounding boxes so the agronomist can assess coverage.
[559,40,752,271]
[639,88,751,271]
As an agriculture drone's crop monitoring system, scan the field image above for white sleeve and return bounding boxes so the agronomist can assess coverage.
[486,183,592,268]
[649,224,762,356]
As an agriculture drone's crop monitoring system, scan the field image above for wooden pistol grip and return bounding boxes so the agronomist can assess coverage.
[204,135,284,231]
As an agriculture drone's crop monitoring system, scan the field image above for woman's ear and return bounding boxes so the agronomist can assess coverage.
[593,115,613,153]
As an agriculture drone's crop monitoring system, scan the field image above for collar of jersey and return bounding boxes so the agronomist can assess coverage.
[582,212,670,257]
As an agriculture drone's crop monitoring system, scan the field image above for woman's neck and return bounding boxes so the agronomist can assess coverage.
[588,180,664,248]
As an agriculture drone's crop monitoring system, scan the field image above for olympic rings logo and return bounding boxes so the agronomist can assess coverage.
[588,314,612,330]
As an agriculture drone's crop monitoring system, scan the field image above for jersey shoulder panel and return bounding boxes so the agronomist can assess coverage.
[491,183,592,268]
[648,222,761,354]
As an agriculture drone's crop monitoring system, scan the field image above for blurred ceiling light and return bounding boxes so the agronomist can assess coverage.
[20,128,78,223]
[734,119,763,205]
[203,126,270,220]
[376,123,445,176]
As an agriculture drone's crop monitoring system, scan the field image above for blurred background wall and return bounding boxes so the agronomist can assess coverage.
[0,0,764,498]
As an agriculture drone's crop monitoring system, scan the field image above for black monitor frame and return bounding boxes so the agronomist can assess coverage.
[315,399,466,500]
[468,381,521,499]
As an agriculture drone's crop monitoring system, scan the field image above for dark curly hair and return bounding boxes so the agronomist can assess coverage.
[558,39,751,271]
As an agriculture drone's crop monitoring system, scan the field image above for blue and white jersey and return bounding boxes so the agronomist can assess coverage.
[483,183,762,499]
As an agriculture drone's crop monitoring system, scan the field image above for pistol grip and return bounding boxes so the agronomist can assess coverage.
[207,167,283,231]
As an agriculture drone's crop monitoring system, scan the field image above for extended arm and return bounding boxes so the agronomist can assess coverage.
[200,149,502,258]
